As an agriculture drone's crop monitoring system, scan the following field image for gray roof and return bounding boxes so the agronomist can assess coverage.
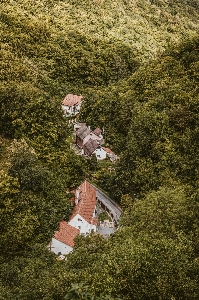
[93,128,102,136]
[76,125,91,140]
[91,184,122,224]
[83,139,99,156]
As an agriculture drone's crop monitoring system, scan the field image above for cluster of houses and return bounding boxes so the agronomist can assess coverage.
[50,181,116,256]
[50,94,121,257]
[74,123,118,161]
[61,93,118,161]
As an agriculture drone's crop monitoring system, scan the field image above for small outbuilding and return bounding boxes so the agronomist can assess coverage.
[102,147,119,162]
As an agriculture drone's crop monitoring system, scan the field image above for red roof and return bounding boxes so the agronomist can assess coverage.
[69,181,97,224]
[62,94,83,106]
[54,221,80,247]
[102,147,114,155]
[91,217,98,226]
[71,196,75,205]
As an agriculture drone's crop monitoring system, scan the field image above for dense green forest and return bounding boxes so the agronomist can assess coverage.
[82,38,199,201]
[0,0,199,299]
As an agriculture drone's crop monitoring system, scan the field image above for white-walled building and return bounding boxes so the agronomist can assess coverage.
[50,221,80,255]
[68,181,98,234]
[50,181,98,256]
[93,147,107,160]
[62,94,83,116]
[68,214,98,235]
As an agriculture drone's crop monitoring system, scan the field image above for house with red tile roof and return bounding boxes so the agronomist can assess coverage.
[50,181,98,256]
[50,221,80,255]
[62,94,83,117]
[68,181,98,234]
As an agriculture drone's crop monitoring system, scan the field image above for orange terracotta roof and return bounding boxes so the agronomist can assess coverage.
[54,221,80,247]
[102,147,114,155]
[91,217,98,226]
[69,181,96,224]
[71,196,75,205]
[62,94,83,106]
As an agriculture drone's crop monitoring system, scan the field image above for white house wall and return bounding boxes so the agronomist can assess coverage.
[76,103,81,112]
[94,148,107,160]
[62,105,72,114]
[68,214,96,234]
[50,238,73,255]
[62,103,81,116]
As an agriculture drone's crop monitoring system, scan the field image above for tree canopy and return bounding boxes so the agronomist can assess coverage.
[1,0,199,299]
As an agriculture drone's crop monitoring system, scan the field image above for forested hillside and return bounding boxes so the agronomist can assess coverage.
[1,0,199,299]
[82,37,199,201]
[1,0,199,145]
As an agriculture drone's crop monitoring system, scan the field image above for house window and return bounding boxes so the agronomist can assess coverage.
[97,155,100,158]
[78,226,81,229]
[78,218,82,222]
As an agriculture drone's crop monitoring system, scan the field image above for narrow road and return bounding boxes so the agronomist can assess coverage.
[91,184,122,224]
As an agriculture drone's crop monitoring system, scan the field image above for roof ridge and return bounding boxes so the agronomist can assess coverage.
[69,181,96,223]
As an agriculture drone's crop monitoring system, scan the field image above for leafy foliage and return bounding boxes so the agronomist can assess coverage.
[83,37,199,201]
[1,0,199,299]
[62,187,199,300]
[65,283,121,300]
